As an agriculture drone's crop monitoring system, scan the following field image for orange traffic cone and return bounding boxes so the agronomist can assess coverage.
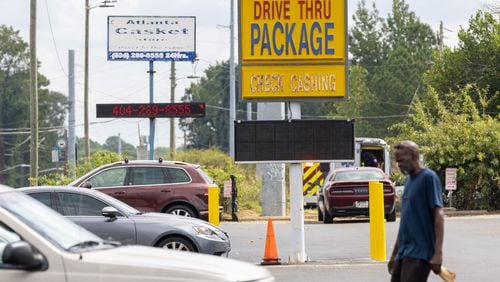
[261,218,281,265]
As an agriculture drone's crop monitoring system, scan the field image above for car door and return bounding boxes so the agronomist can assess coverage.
[54,192,137,245]
[0,220,65,282]
[116,166,171,212]
[85,166,131,201]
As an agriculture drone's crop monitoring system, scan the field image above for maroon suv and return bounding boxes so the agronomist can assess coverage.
[69,160,217,221]
[317,167,396,224]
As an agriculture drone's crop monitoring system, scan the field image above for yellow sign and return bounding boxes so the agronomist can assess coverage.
[239,0,347,100]
[240,0,345,61]
[241,64,346,99]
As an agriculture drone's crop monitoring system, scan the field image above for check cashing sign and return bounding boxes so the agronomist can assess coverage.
[107,16,196,61]
[239,0,347,100]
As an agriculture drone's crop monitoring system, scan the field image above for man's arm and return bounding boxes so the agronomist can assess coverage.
[429,207,444,274]
[388,234,399,274]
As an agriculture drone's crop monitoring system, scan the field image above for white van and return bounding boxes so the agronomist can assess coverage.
[0,184,274,282]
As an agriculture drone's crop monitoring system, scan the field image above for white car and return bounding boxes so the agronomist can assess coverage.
[0,184,274,282]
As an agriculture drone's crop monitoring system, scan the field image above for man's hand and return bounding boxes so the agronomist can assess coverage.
[388,257,396,275]
[429,252,442,274]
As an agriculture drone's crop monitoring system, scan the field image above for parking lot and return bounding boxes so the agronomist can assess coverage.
[221,214,500,281]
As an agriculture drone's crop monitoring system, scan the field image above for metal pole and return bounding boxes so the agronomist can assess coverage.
[289,102,307,263]
[149,61,155,160]
[169,61,176,159]
[68,50,76,176]
[29,0,38,183]
[84,0,90,159]
[229,0,236,157]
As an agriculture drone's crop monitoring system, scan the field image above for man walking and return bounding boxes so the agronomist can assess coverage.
[388,141,445,282]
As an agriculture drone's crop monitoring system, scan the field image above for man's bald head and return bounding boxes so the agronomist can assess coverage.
[394,141,420,158]
[394,140,422,175]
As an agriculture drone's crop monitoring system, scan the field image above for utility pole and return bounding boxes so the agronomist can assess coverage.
[229,0,236,157]
[84,0,90,159]
[29,0,38,183]
[84,0,116,159]
[68,50,76,177]
[169,60,176,159]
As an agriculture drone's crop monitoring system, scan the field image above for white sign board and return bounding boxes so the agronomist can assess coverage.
[223,180,232,198]
[107,16,196,61]
[445,168,457,190]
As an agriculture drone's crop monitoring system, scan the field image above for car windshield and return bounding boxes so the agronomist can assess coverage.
[0,191,114,252]
[334,170,385,181]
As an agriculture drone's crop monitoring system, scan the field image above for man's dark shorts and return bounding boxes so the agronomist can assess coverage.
[391,258,431,282]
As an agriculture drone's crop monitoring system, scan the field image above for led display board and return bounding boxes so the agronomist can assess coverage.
[235,119,354,163]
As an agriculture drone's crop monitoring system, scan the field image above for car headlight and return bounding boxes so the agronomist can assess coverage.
[192,225,216,236]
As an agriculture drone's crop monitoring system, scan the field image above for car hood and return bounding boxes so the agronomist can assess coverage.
[72,245,272,281]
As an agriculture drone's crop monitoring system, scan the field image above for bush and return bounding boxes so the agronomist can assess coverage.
[174,148,262,213]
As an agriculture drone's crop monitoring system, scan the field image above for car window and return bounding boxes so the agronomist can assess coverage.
[130,167,166,185]
[195,167,214,184]
[0,222,21,264]
[334,170,385,181]
[58,193,107,216]
[28,192,52,207]
[88,167,127,188]
[166,167,191,183]
[0,191,103,252]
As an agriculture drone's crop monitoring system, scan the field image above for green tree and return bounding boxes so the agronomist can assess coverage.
[345,0,436,138]
[425,11,499,114]
[102,135,137,160]
[331,65,377,136]
[390,85,499,210]
[179,61,246,152]
[0,25,67,186]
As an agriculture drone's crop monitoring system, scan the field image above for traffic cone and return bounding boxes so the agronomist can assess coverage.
[261,218,281,265]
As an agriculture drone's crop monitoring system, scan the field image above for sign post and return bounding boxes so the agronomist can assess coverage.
[239,0,348,264]
[106,16,196,159]
[445,168,457,207]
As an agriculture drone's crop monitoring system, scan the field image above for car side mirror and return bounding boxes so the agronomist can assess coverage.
[2,241,45,270]
[82,181,92,188]
[102,206,121,218]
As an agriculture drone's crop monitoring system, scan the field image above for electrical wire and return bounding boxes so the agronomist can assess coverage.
[43,0,67,76]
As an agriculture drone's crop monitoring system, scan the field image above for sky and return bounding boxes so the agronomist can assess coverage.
[0,0,490,150]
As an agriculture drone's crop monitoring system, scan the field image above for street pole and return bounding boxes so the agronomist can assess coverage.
[83,0,116,160]
[170,60,176,159]
[29,0,38,183]
[84,0,90,159]
[68,49,76,176]
[229,0,236,157]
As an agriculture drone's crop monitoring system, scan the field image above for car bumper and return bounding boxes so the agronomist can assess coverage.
[328,204,395,217]
[196,235,231,256]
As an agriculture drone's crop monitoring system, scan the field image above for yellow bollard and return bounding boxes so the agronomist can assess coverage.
[369,180,386,261]
[208,185,220,226]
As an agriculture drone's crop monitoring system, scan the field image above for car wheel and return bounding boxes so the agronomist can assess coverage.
[165,205,196,217]
[323,208,333,224]
[317,205,324,221]
[386,209,396,222]
[157,236,196,252]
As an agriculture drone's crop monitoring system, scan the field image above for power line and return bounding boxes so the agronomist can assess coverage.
[43,0,67,76]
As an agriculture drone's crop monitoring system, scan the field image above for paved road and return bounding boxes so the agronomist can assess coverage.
[221,214,500,281]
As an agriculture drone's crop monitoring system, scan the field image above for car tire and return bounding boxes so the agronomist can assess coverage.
[317,205,324,222]
[157,236,196,252]
[165,205,196,218]
[386,209,397,222]
[323,208,333,224]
